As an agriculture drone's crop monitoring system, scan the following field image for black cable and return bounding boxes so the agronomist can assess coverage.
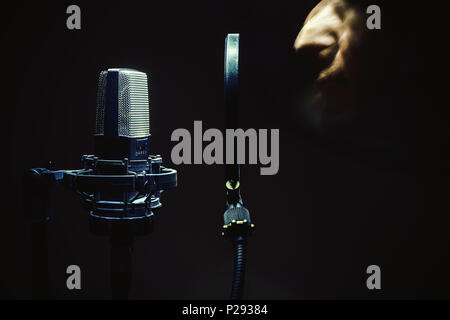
[230,237,247,300]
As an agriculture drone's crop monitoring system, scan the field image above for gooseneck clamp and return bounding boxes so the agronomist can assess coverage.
[24,154,177,299]
[222,34,255,300]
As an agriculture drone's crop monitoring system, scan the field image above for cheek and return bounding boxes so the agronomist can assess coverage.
[317,29,352,81]
[318,47,345,81]
[340,13,367,79]
[336,31,354,77]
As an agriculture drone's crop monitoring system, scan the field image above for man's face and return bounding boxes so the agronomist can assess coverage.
[294,0,370,129]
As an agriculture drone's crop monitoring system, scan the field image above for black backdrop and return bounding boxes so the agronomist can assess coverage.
[2,1,450,299]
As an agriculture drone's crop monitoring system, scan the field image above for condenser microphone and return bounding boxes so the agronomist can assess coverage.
[62,68,177,221]
[94,68,151,160]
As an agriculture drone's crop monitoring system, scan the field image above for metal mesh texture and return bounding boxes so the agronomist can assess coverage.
[118,69,150,137]
[95,69,150,137]
[95,70,108,135]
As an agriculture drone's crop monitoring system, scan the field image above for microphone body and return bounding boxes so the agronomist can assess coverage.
[61,68,177,225]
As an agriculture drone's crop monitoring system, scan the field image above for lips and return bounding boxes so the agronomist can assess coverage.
[310,69,352,118]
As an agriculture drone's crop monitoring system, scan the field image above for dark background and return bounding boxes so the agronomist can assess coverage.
[2,0,450,299]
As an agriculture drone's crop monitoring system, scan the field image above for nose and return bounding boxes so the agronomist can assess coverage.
[294,25,338,71]
[294,28,336,56]
[293,6,341,70]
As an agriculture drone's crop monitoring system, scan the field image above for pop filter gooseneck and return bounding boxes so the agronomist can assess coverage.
[222,34,255,300]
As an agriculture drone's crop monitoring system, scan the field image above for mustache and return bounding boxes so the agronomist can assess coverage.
[315,70,348,90]
[289,55,349,93]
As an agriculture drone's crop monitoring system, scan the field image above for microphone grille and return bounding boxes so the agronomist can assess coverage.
[95,70,108,136]
[118,69,150,137]
[95,68,150,138]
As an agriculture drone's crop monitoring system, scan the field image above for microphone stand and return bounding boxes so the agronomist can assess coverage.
[89,211,154,300]
[30,219,51,299]
[222,34,255,300]
[24,154,176,299]
[109,222,134,299]
[23,163,64,299]
[110,235,133,299]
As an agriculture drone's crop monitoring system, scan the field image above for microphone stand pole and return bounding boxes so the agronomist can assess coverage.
[30,219,51,298]
[23,162,63,299]
[109,223,134,299]
[89,209,154,300]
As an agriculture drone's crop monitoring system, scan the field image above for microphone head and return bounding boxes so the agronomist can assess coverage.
[96,68,150,138]
[94,68,151,160]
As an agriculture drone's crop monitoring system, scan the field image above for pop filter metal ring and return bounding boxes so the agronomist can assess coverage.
[224,33,239,120]
[224,33,242,206]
